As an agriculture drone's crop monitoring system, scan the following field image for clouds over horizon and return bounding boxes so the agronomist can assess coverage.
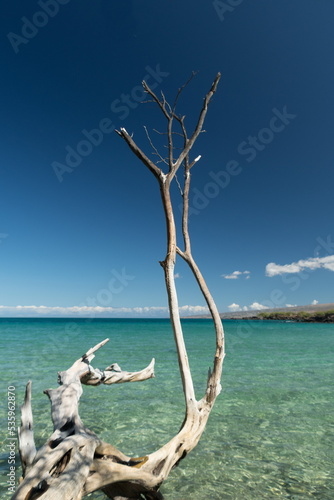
[228,299,321,313]
[228,303,249,312]
[0,304,209,318]
[266,255,334,277]
[222,270,250,280]
[228,301,269,312]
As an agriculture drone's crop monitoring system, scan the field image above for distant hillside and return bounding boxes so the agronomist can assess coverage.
[187,303,334,322]
[258,309,334,323]
[220,302,334,320]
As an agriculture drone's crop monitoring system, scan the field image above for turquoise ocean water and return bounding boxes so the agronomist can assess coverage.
[0,318,333,499]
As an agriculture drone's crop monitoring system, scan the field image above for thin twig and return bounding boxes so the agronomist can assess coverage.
[175,174,183,197]
[172,73,221,173]
[115,127,164,181]
[144,126,169,166]
[142,81,171,120]
[172,71,199,112]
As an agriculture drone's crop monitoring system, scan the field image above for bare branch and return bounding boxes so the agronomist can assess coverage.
[167,114,174,169]
[160,90,173,116]
[176,247,225,404]
[142,81,171,120]
[153,128,184,138]
[82,337,109,361]
[13,73,224,500]
[82,358,155,386]
[179,115,188,142]
[173,72,221,172]
[142,82,175,170]
[172,70,198,112]
[116,128,164,182]
[177,157,224,404]
[189,154,201,169]
[174,173,183,196]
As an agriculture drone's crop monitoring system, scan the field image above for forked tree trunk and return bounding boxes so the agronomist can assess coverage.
[12,73,225,500]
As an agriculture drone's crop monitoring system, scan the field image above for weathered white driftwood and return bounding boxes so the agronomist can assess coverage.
[18,381,36,476]
[13,73,225,499]
[13,339,156,500]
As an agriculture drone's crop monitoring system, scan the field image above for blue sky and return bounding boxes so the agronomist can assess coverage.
[1,0,333,317]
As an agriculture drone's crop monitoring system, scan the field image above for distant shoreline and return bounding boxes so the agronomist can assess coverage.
[0,303,333,322]
[255,310,334,323]
[187,303,334,323]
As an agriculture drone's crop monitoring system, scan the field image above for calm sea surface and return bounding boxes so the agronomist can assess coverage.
[0,318,333,499]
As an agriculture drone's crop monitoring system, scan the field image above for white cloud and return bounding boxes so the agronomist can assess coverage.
[285,303,297,308]
[174,273,181,279]
[266,255,334,277]
[228,303,241,312]
[249,302,269,310]
[0,305,134,315]
[222,270,251,280]
[223,271,240,280]
[226,302,268,312]
[266,262,301,276]
[322,256,334,271]
[179,305,209,314]
[0,304,209,318]
[311,299,318,305]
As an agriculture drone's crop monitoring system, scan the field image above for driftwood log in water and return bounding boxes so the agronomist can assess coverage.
[13,339,158,500]
[13,73,225,500]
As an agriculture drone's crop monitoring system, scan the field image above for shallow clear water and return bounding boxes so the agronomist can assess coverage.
[0,318,333,499]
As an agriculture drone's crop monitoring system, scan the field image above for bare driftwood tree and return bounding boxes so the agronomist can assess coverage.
[13,73,225,500]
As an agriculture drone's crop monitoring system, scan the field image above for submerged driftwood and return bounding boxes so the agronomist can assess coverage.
[13,73,225,499]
